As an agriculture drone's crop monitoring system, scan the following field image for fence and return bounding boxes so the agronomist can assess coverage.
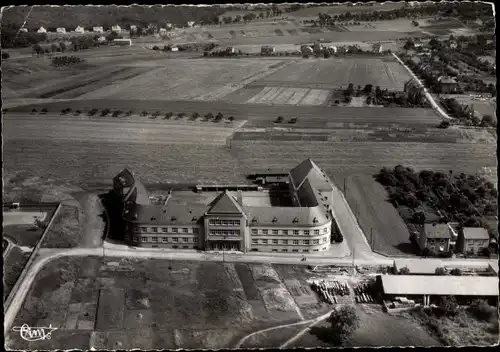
[3,203,62,311]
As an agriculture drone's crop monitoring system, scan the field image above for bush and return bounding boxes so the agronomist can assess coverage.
[450,268,462,276]
[438,295,459,317]
[275,116,284,123]
[2,52,10,59]
[437,120,450,129]
[165,112,173,119]
[469,300,496,321]
[31,109,37,114]
[191,112,199,119]
[141,110,148,116]
[398,266,410,275]
[41,108,48,114]
[228,116,235,121]
[435,267,447,275]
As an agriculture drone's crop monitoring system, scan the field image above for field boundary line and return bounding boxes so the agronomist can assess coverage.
[279,309,335,349]
[3,202,62,314]
[391,53,451,120]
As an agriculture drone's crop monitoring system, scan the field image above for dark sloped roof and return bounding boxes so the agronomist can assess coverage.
[206,190,244,214]
[424,223,451,239]
[244,205,329,227]
[290,159,316,190]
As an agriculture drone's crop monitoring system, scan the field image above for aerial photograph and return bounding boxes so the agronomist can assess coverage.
[2,2,498,350]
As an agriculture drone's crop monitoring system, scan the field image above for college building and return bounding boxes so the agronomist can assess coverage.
[113,159,343,253]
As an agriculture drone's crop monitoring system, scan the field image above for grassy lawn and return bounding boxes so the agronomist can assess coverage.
[40,200,84,248]
[291,305,441,348]
[3,246,32,302]
[406,306,499,346]
[6,258,315,350]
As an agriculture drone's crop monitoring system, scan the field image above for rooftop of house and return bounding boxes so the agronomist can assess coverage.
[462,227,490,240]
[424,223,451,239]
[393,258,444,275]
[380,275,499,296]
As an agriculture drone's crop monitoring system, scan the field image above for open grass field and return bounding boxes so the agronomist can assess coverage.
[39,201,84,248]
[246,57,413,91]
[3,246,31,302]
[3,208,57,247]
[6,257,328,350]
[339,174,411,257]
[291,305,440,348]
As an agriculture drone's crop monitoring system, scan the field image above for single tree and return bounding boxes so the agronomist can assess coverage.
[191,112,199,119]
[228,116,235,121]
[438,295,459,317]
[325,306,360,344]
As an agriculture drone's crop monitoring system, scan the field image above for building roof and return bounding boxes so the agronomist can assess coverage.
[438,76,458,84]
[488,262,498,275]
[206,190,244,215]
[462,227,489,240]
[424,223,451,239]
[244,204,329,227]
[115,168,150,205]
[380,275,499,296]
[393,258,444,275]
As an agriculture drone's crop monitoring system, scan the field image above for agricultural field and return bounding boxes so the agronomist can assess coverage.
[247,57,414,91]
[39,200,84,249]
[5,257,331,350]
[74,59,292,102]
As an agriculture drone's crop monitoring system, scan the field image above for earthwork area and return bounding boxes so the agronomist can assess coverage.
[6,258,334,350]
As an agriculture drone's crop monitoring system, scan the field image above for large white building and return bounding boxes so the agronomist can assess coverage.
[114,159,342,253]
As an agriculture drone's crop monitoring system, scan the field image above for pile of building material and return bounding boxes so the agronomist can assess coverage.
[353,281,375,303]
[311,280,350,304]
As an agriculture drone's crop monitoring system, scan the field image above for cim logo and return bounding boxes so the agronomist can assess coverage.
[12,324,58,341]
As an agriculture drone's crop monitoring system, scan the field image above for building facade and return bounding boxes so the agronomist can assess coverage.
[457,227,490,255]
[114,159,340,253]
[418,223,454,255]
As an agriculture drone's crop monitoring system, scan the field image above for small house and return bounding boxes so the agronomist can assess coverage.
[457,227,490,255]
[166,23,173,29]
[437,76,459,94]
[37,26,47,34]
[111,25,121,33]
[129,25,137,32]
[171,45,179,52]
[261,45,275,55]
[74,26,85,34]
[187,21,195,28]
[113,38,132,46]
[418,223,453,255]
[56,27,66,34]
[159,28,167,35]
[93,26,104,33]
[20,28,28,33]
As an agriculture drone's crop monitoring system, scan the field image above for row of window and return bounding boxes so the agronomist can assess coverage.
[136,236,198,243]
[209,230,241,236]
[251,228,329,236]
[427,239,446,244]
[140,227,199,234]
[209,219,240,226]
[251,237,328,245]
[251,247,327,253]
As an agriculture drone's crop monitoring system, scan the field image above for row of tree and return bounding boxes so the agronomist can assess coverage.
[315,2,493,26]
[1,25,48,48]
[51,55,84,67]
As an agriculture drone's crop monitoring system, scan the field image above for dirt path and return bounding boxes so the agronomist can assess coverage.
[279,310,335,349]
[234,309,334,349]
[392,53,451,120]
